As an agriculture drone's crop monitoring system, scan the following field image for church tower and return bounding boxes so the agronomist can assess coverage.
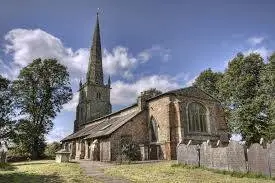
[74,12,112,132]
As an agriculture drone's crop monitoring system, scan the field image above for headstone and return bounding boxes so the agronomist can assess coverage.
[200,142,212,168]
[177,144,199,166]
[212,147,228,170]
[247,143,270,176]
[227,141,247,172]
[268,140,275,177]
[0,140,8,163]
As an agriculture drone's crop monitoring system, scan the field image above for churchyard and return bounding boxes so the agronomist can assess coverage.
[1,160,275,183]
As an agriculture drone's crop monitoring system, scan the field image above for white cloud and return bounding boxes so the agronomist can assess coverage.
[185,75,198,87]
[138,45,171,63]
[63,92,79,112]
[3,28,172,81]
[4,29,89,80]
[111,75,181,105]
[243,47,272,60]
[247,36,265,46]
[103,46,138,79]
[103,45,171,79]
[46,127,72,143]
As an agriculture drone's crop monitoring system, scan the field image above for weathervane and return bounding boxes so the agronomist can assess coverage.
[97,8,102,16]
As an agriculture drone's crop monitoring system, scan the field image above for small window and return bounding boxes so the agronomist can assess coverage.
[96,92,101,99]
[99,124,112,131]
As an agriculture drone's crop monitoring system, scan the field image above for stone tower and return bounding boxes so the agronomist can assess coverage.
[74,13,112,132]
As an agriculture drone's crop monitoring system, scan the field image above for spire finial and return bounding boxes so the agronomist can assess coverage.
[108,75,111,86]
[97,8,102,16]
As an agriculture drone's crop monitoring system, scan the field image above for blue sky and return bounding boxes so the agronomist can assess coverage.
[1,0,275,142]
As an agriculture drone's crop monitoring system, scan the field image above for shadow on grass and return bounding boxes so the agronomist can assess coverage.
[0,163,17,171]
[14,162,52,166]
[0,172,62,183]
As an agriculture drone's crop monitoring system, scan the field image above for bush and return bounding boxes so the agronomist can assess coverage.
[6,147,31,162]
[120,140,140,162]
[44,142,61,159]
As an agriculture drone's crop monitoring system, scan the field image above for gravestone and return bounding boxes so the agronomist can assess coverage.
[200,142,212,168]
[268,140,275,177]
[177,144,199,166]
[0,140,8,163]
[212,147,228,170]
[227,141,247,172]
[247,143,270,176]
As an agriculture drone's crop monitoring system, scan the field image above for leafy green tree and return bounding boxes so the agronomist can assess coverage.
[219,53,267,144]
[194,68,223,100]
[0,75,14,141]
[44,141,61,159]
[12,58,72,159]
[260,53,275,141]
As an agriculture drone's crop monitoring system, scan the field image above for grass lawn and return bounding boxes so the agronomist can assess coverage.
[0,160,98,183]
[105,161,275,183]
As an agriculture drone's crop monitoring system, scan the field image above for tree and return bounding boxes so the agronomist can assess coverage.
[194,68,223,100]
[12,58,72,159]
[0,75,14,141]
[219,53,267,144]
[44,142,61,159]
[260,52,275,140]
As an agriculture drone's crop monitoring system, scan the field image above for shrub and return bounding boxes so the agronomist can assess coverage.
[44,142,61,159]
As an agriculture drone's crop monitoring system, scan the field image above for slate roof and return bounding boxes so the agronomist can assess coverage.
[146,86,219,102]
[61,109,140,141]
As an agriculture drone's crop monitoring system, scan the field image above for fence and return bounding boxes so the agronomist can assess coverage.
[177,140,275,177]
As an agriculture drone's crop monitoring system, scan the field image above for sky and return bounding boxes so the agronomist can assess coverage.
[1,0,275,142]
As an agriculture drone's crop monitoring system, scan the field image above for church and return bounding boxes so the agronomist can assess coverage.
[61,13,229,161]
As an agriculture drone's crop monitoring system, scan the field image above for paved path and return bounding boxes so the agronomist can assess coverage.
[78,160,132,183]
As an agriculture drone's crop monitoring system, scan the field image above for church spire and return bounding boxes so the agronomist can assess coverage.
[86,11,104,85]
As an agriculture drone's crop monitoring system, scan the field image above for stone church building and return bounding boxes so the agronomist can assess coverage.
[61,14,229,161]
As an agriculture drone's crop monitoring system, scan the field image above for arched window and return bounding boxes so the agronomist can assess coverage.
[188,102,207,132]
[150,118,159,142]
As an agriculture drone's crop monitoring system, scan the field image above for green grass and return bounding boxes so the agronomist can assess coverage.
[105,161,275,183]
[0,160,99,183]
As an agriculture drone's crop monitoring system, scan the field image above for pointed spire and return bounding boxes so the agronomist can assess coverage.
[86,11,103,85]
[108,75,111,87]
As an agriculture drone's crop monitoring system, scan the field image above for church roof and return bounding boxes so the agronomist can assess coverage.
[61,109,140,141]
[146,86,219,103]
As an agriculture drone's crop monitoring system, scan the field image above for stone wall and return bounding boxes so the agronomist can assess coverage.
[148,96,173,160]
[109,111,148,161]
[178,140,275,177]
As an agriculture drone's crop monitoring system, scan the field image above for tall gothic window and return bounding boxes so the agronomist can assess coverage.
[188,102,207,133]
[150,117,159,142]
